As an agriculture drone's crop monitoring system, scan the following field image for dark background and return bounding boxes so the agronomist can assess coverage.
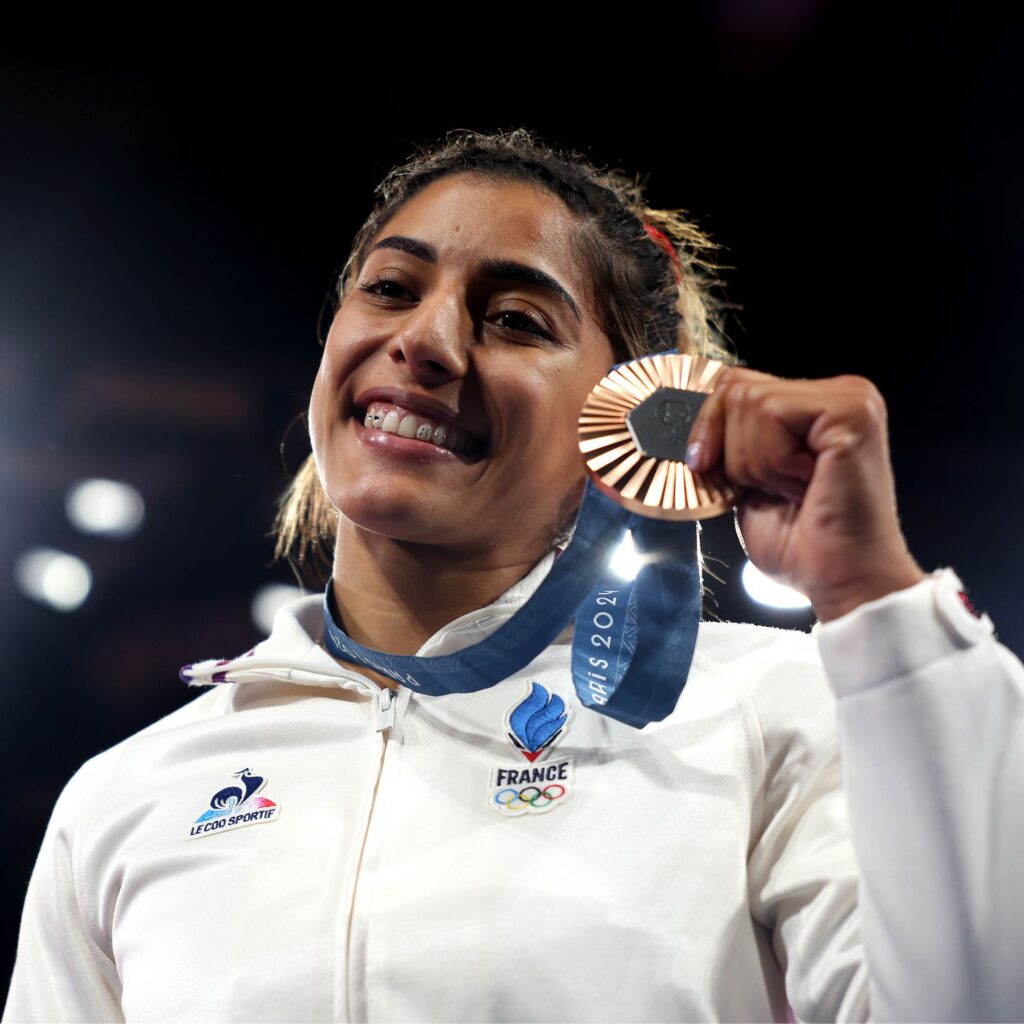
[2,5,1022,998]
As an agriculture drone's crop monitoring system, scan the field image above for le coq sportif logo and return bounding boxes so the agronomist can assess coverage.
[187,767,280,839]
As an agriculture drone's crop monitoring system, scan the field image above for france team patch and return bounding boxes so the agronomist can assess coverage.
[490,684,574,817]
[505,681,568,762]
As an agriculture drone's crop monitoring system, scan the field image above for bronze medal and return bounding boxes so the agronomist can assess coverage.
[577,352,740,520]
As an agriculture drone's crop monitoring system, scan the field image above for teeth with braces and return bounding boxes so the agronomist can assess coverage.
[362,402,473,453]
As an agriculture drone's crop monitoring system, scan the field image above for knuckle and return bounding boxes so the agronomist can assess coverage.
[833,375,887,425]
[714,366,740,388]
[761,394,788,420]
[829,430,862,455]
[723,380,751,408]
[749,385,775,412]
[843,373,885,403]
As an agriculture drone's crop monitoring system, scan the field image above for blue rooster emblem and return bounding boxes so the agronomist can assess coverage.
[507,683,568,762]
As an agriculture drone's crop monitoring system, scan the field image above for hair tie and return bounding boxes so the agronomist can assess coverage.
[643,223,684,284]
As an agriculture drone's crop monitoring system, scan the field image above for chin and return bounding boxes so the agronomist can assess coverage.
[334,487,464,547]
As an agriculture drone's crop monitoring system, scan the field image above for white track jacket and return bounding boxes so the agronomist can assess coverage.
[4,559,1024,1023]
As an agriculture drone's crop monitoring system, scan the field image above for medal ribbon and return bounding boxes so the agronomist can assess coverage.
[321,479,701,728]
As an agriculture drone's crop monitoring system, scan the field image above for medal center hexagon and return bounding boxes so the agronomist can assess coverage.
[625,387,709,461]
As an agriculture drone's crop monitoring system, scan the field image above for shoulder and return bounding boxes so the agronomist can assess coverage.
[692,618,838,766]
[694,618,829,709]
[53,686,235,819]
[695,617,821,673]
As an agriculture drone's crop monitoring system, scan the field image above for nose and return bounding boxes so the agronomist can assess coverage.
[386,287,473,384]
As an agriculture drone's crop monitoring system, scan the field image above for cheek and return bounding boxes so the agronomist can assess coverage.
[320,307,383,387]
[308,365,329,449]
[309,342,341,417]
[308,319,377,436]
[543,360,613,474]
[511,370,594,480]
[308,357,356,479]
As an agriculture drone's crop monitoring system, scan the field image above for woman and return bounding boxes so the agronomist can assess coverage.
[4,128,1023,1023]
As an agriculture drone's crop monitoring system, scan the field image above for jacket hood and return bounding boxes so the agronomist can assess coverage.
[179,551,561,694]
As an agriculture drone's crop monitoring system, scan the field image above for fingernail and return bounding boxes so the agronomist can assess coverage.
[685,442,704,472]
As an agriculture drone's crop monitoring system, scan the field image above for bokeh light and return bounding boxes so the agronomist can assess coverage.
[741,560,812,610]
[65,479,145,538]
[608,530,645,581]
[14,547,93,611]
[251,583,306,635]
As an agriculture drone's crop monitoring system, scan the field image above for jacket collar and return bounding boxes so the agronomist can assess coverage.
[179,551,560,693]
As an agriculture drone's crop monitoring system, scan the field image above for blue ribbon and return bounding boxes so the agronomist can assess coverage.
[322,479,701,728]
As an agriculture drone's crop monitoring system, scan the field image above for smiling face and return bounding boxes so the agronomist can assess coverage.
[308,173,616,562]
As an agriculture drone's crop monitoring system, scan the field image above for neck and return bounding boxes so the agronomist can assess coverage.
[328,521,548,665]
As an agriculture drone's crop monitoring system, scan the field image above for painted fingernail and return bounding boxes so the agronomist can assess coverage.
[685,442,704,472]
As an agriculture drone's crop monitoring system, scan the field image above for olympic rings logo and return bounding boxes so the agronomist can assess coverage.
[490,783,568,815]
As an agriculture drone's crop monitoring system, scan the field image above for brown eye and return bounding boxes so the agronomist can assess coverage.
[492,309,551,340]
[359,276,415,301]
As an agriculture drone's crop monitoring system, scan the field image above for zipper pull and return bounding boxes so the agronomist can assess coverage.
[373,685,397,732]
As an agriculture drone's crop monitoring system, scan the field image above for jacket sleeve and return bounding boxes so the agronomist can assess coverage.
[743,628,870,1023]
[813,567,1024,1021]
[2,754,124,1023]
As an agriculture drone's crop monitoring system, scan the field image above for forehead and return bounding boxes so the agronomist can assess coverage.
[370,175,593,301]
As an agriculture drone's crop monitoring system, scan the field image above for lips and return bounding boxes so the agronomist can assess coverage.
[361,401,479,454]
[351,388,488,457]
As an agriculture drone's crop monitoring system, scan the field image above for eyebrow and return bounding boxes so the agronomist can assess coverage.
[367,235,582,322]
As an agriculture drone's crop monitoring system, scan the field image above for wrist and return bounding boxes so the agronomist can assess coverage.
[813,567,994,698]
[812,562,928,624]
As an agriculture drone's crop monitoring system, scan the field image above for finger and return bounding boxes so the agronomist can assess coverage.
[725,375,888,501]
[722,380,812,499]
[778,450,816,483]
[685,367,774,474]
[685,386,725,474]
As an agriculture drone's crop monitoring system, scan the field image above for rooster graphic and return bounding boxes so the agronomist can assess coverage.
[194,768,276,823]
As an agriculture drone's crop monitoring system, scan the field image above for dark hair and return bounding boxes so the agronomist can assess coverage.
[273,127,736,587]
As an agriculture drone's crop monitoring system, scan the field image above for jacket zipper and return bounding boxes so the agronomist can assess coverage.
[373,685,397,733]
[345,684,399,1021]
